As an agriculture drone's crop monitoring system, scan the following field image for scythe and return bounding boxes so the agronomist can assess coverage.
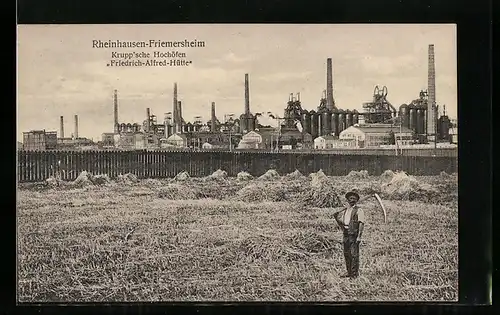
[335,193,387,223]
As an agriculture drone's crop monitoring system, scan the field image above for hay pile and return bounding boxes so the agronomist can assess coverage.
[194,183,242,200]
[346,170,369,179]
[300,170,343,208]
[205,169,228,181]
[174,171,190,181]
[157,184,199,200]
[71,171,94,188]
[284,169,306,180]
[91,174,111,186]
[380,171,422,200]
[235,182,288,202]
[289,231,338,253]
[117,173,139,184]
[380,170,395,183]
[45,176,64,188]
[258,169,280,181]
[237,171,253,181]
[310,169,329,188]
[143,178,162,187]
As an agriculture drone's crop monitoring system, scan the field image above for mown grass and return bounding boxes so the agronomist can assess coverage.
[17,176,458,302]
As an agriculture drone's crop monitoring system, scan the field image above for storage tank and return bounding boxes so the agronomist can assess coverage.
[416,108,424,134]
[346,109,353,127]
[398,104,409,129]
[337,109,346,133]
[239,114,247,133]
[331,110,339,136]
[408,104,417,132]
[320,110,332,136]
[422,108,428,134]
[438,115,451,141]
[132,123,139,132]
[352,109,359,125]
[310,110,318,139]
[248,115,256,131]
[301,110,311,135]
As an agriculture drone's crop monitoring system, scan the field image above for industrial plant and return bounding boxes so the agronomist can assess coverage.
[21,44,456,151]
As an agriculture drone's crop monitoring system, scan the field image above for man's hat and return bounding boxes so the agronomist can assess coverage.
[345,191,360,201]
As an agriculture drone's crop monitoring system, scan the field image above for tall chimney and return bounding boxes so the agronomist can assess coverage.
[211,102,216,132]
[326,58,335,110]
[177,101,183,133]
[427,44,437,139]
[60,116,64,138]
[146,108,151,132]
[113,89,118,133]
[244,73,250,115]
[74,115,79,139]
[178,101,182,123]
[173,82,178,125]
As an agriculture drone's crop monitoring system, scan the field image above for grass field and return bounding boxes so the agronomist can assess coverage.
[17,172,458,302]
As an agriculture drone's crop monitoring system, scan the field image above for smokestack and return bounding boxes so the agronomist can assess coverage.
[146,108,151,132]
[427,44,437,139]
[177,101,182,123]
[326,58,335,110]
[244,73,250,115]
[211,102,216,132]
[74,115,79,139]
[113,89,118,133]
[59,116,64,138]
[173,83,178,125]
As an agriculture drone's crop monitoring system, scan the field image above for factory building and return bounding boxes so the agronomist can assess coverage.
[314,135,357,149]
[23,130,58,151]
[394,44,453,145]
[339,124,414,148]
[282,58,360,142]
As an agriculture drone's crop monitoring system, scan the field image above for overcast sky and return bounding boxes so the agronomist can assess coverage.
[17,24,456,141]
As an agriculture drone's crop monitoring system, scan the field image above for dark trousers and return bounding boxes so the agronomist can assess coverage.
[343,233,360,277]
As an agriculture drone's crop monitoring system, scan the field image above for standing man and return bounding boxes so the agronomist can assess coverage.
[333,191,365,279]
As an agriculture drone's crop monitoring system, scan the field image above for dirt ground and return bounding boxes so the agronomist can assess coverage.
[17,174,458,302]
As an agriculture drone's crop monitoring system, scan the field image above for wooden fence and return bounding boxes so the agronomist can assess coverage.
[17,150,458,182]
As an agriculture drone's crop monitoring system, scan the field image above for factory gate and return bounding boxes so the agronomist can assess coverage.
[17,150,458,182]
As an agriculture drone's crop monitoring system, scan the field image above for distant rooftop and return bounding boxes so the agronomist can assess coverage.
[349,124,413,134]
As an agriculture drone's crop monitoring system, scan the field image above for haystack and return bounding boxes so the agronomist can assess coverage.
[380,170,395,183]
[309,169,329,188]
[90,174,111,186]
[117,173,139,184]
[346,170,369,179]
[301,171,343,208]
[237,171,253,181]
[258,169,280,180]
[174,171,190,181]
[285,169,305,180]
[71,171,94,188]
[380,171,420,200]
[45,176,64,188]
[157,184,199,200]
[206,169,228,181]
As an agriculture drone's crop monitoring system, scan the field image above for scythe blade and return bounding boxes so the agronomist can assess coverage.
[373,193,387,223]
